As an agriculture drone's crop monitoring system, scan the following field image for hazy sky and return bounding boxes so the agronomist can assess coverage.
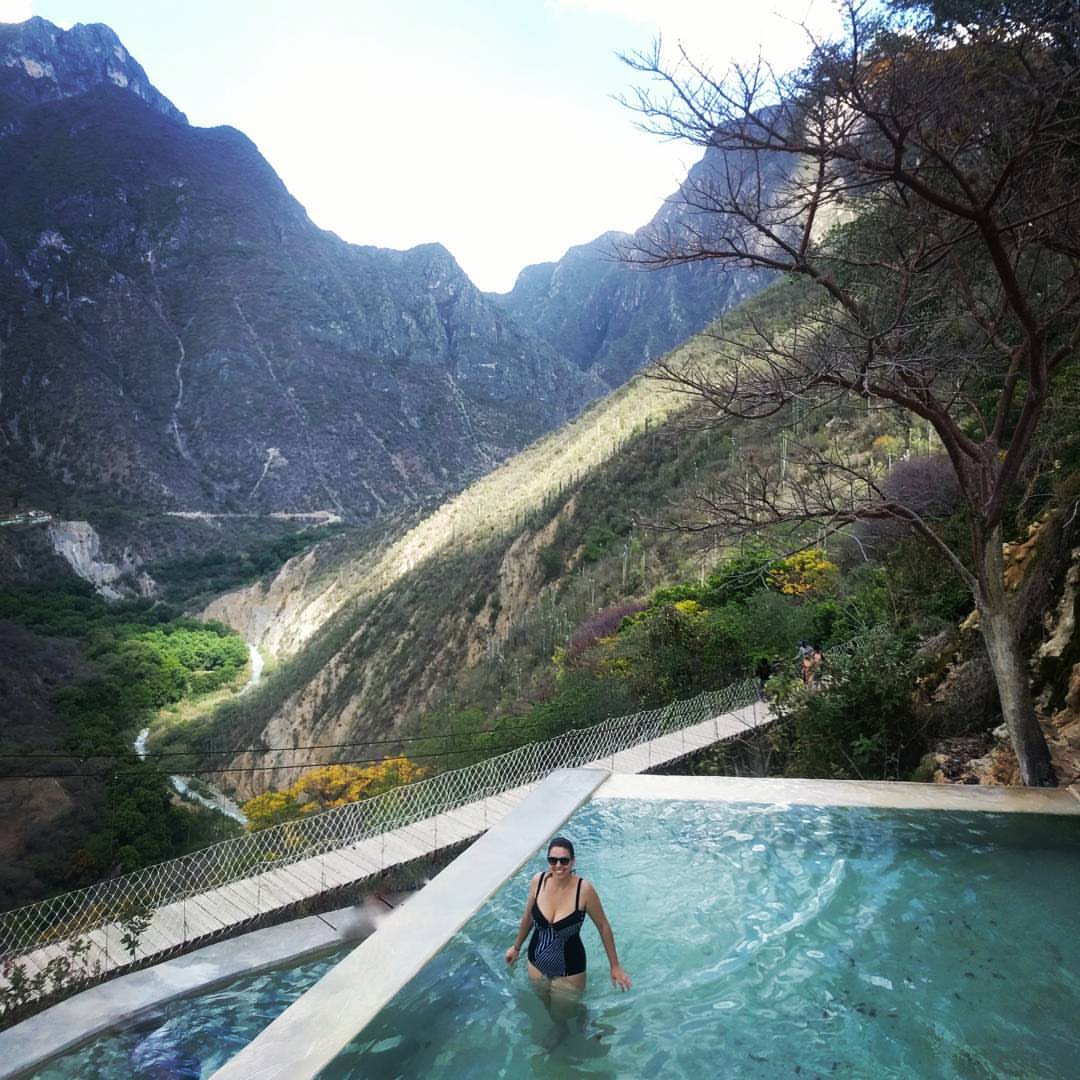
[2,0,840,291]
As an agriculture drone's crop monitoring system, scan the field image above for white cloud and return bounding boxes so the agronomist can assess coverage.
[0,0,33,23]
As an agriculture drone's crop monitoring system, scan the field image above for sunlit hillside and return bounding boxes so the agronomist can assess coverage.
[165,279,887,792]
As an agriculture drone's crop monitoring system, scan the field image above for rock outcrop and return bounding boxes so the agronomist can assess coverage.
[46,519,155,599]
[0,17,185,127]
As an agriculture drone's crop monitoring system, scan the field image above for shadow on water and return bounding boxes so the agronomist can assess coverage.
[327,974,619,1078]
[521,980,618,1078]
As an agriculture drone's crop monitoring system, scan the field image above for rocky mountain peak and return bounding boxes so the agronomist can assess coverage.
[0,16,185,125]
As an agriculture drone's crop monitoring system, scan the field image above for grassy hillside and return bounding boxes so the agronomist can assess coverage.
[150,267,1080,800]
[153,277,926,791]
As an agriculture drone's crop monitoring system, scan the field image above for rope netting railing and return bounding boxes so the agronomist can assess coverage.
[0,678,758,961]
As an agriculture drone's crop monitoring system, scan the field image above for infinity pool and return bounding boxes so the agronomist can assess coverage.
[32,799,1080,1078]
[323,799,1080,1078]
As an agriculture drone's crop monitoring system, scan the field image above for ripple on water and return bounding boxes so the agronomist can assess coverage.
[34,801,1080,1080]
[329,801,1080,1079]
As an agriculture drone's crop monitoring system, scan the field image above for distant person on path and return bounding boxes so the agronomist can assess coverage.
[755,656,772,701]
[798,640,814,685]
[505,836,632,999]
[811,645,825,686]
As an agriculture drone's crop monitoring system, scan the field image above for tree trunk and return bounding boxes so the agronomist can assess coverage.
[976,534,1056,786]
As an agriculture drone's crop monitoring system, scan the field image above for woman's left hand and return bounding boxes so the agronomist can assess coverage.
[610,963,632,991]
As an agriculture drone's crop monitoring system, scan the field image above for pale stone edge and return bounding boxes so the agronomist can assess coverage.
[595,773,1080,814]
[0,896,398,1080]
[208,767,609,1080]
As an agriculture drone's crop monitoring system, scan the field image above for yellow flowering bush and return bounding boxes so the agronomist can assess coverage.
[768,549,838,597]
[673,599,704,616]
[243,755,426,831]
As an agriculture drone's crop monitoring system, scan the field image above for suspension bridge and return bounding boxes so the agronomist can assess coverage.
[0,679,771,1012]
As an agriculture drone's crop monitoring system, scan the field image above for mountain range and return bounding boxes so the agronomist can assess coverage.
[0,17,772,527]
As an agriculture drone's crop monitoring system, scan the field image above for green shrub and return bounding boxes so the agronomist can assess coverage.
[769,630,923,780]
[581,524,618,563]
[538,544,562,583]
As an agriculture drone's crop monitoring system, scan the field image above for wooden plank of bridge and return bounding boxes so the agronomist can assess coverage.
[392,821,437,854]
[128,920,175,961]
[433,806,485,844]
[145,901,192,948]
[195,883,256,926]
[335,845,381,877]
[250,871,307,910]
[319,850,373,888]
[374,830,427,867]
[286,857,350,895]
[216,877,268,914]
[14,942,66,980]
[79,928,119,974]
[186,895,233,938]
[295,854,355,893]
[587,702,767,775]
[183,895,233,939]
[277,861,323,896]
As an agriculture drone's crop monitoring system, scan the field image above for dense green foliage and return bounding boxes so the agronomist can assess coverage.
[408,544,855,770]
[0,582,247,721]
[552,546,844,699]
[0,581,247,907]
[151,526,348,604]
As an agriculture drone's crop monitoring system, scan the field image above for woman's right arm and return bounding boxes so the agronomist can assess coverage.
[505,873,539,966]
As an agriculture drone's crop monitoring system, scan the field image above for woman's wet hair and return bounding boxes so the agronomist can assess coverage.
[547,836,575,859]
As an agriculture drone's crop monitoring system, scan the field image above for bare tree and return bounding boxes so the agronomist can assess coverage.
[619,1,1080,784]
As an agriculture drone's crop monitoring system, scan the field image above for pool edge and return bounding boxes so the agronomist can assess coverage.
[595,774,1080,814]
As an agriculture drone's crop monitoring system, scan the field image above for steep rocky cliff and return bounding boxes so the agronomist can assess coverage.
[492,146,780,388]
[0,19,603,522]
[0,17,184,127]
[45,519,156,599]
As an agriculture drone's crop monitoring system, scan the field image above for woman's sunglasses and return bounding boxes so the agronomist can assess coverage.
[547,856,572,866]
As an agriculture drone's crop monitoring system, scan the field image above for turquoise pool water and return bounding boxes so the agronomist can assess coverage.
[32,799,1080,1078]
[323,800,1080,1079]
[31,948,347,1078]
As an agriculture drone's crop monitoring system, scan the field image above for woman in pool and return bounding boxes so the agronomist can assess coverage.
[504,836,632,994]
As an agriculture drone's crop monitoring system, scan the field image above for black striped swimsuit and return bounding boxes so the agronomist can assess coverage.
[527,873,586,978]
